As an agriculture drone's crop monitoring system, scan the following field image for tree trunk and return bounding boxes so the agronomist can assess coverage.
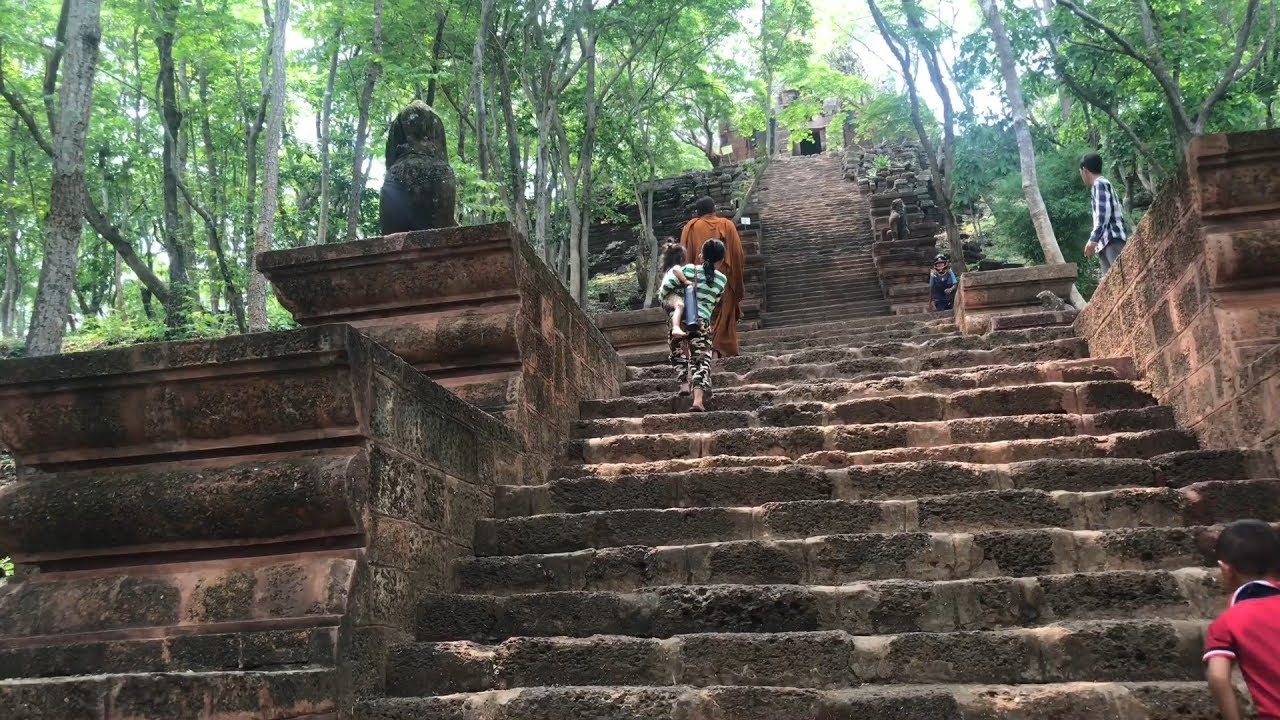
[534,109,553,262]
[26,0,101,355]
[156,0,194,330]
[982,0,1086,306]
[345,0,384,243]
[317,31,340,245]
[470,0,496,215]
[247,0,289,331]
[568,23,599,303]
[243,29,270,263]
[499,55,529,238]
[426,8,448,107]
[198,65,245,330]
[1,126,17,337]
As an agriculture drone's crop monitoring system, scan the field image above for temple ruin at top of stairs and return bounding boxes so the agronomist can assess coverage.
[1,129,1279,719]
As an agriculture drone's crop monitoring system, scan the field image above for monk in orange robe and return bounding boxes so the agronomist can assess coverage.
[680,196,746,357]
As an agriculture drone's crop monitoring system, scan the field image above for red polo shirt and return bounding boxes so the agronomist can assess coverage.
[1204,580,1280,718]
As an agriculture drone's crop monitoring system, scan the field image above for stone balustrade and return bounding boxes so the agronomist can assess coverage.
[1076,128,1280,466]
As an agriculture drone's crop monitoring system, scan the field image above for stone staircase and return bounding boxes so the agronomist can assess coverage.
[357,311,1278,719]
[756,155,891,327]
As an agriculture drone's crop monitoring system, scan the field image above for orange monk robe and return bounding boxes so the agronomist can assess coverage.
[680,213,746,357]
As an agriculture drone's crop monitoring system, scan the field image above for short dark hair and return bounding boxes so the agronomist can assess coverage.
[694,196,717,216]
[1217,520,1280,576]
[660,242,686,271]
[1080,153,1103,174]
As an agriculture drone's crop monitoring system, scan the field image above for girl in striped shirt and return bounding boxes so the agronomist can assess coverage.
[660,238,728,411]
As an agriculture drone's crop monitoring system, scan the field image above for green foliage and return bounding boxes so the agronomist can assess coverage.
[856,92,927,144]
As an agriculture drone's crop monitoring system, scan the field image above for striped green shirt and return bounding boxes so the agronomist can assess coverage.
[661,264,728,323]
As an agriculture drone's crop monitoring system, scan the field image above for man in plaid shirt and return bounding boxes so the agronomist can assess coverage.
[1080,153,1128,276]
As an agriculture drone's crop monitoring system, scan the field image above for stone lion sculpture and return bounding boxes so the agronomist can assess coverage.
[379,101,458,233]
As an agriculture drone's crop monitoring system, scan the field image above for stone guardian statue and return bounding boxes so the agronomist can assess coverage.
[379,101,458,233]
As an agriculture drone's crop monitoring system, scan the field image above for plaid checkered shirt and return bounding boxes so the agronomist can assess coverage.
[1088,176,1127,251]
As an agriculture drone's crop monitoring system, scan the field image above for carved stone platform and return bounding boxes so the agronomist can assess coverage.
[258,223,625,481]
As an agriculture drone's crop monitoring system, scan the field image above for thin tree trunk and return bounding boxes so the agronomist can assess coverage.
[982,0,1086,306]
[470,0,496,215]
[317,30,340,245]
[499,55,529,237]
[248,0,289,331]
[156,0,195,331]
[1,124,18,337]
[426,8,448,107]
[26,0,102,355]
[345,0,383,242]
[243,31,269,265]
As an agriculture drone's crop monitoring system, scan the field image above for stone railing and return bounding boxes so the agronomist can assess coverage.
[1076,128,1280,467]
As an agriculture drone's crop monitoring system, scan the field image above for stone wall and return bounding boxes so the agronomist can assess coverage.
[259,223,627,483]
[588,165,755,277]
[1076,129,1280,467]
[0,326,520,717]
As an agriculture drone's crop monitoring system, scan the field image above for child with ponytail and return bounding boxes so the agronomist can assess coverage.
[659,238,728,411]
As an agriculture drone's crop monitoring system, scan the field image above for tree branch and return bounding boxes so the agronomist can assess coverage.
[1056,0,1193,135]
[1194,0,1267,130]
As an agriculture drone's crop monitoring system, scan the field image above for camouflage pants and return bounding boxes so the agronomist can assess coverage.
[670,331,713,391]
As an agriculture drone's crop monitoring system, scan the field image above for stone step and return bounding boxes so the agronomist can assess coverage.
[577,381,1155,438]
[760,306,892,327]
[760,289,884,304]
[600,359,1137,418]
[383,620,1206,695]
[737,312,951,344]
[356,681,1236,720]
[417,568,1222,643]
[740,325,956,353]
[456,524,1228,594]
[621,338,1093,396]
[549,429,1199,483]
[498,450,1273,518]
[567,408,1177,466]
[0,669,338,719]
[475,480,1280,556]
[765,288,887,308]
[632,327,1080,380]
[744,326,960,353]
[765,256,877,271]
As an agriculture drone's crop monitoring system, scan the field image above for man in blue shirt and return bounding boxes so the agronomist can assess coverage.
[1080,153,1128,276]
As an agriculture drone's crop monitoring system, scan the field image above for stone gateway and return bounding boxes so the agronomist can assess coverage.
[379,101,458,233]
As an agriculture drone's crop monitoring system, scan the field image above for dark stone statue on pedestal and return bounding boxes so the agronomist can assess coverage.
[379,101,458,233]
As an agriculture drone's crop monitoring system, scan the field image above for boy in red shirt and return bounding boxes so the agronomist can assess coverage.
[1204,519,1280,719]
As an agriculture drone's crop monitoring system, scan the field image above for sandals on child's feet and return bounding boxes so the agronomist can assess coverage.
[671,327,687,339]
[689,404,705,413]
[678,383,691,397]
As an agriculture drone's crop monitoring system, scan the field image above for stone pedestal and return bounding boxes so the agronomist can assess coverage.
[595,307,670,364]
[954,264,1079,335]
[0,325,519,718]
[258,223,626,482]
[1077,128,1280,466]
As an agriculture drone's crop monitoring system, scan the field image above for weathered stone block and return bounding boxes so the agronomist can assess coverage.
[259,223,624,482]
[955,265,1078,335]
